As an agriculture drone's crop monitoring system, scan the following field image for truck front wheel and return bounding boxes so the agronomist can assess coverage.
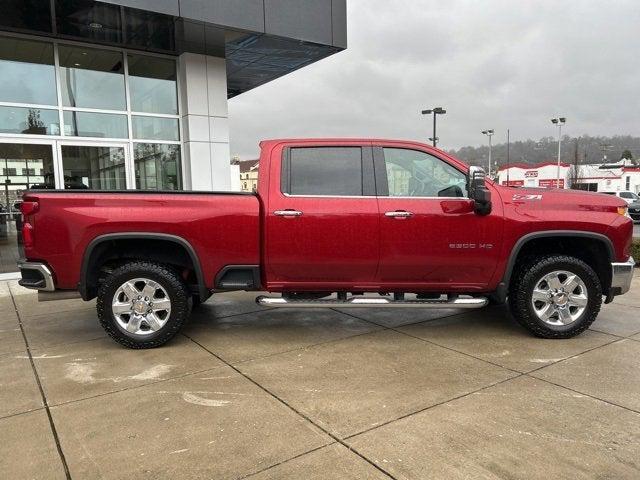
[97,261,191,348]
[508,255,602,338]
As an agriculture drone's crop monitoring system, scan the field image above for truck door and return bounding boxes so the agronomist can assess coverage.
[374,146,503,289]
[265,143,379,289]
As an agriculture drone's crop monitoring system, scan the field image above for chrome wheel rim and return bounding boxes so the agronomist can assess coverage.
[112,278,171,336]
[531,270,588,326]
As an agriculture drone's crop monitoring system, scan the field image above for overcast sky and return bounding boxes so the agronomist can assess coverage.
[228,0,639,159]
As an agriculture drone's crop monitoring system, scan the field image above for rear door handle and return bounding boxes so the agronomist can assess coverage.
[385,210,413,218]
[274,209,303,217]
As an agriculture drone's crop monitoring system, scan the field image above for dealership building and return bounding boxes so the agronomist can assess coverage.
[0,0,346,273]
[497,161,640,194]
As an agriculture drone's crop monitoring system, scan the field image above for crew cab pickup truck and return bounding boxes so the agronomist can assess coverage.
[17,139,635,348]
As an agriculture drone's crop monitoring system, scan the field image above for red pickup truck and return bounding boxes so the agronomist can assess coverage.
[17,139,635,348]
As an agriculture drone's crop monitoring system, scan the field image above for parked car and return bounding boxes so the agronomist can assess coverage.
[17,139,635,348]
[602,190,640,205]
[627,200,640,223]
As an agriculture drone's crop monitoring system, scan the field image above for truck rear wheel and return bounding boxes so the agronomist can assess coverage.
[97,261,191,349]
[508,255,602,338]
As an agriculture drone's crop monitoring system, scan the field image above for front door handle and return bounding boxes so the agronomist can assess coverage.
[274,209,303,217]
[385,210,413,218]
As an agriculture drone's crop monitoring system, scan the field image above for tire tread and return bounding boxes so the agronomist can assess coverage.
[96,261,190,349]
[508,254,602,339]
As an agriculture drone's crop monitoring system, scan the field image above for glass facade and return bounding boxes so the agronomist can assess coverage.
[132,116,180,141]
[128,54,178,115]
[61,145,126,190]
[0,107,60,135]
[59,45,126,110]
[0,33,183,273]
[0,37,57,105]
[0,142,55,273]
[63,111,128,139]
[134,144,181,190]
[0,34,182,191]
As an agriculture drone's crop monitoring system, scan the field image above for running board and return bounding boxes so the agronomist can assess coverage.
[256,296,488,309]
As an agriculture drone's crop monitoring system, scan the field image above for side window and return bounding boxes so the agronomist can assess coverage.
[620,192,631,199]
[382,148,467,198]
[286,147,363,196]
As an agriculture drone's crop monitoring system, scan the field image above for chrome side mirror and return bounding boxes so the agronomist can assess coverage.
[467,166,492,215]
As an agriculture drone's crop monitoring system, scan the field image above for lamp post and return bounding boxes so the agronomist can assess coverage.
[421,107,446,147]
[551,117,566,187]
[481,129,494,175]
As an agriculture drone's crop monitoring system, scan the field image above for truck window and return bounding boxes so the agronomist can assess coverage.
[382,148,467,198]
[287,147,363,196]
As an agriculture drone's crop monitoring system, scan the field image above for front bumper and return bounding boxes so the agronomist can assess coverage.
[611,257,635,296]
[18,261,55,291]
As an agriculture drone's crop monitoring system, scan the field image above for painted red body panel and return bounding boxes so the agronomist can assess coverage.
[21,138,633,296]
[21,192,261,290]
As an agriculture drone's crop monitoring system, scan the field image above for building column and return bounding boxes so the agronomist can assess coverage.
[178,53,231,191]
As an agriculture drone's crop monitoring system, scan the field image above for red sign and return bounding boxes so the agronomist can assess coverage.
[538,179,565,188]
[502,180,524,187]
[525,171,538,178]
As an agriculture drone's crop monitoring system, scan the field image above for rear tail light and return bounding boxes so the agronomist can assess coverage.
[22,222,34,248]
[20,200,38,249]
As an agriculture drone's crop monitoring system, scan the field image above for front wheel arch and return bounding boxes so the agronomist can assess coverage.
[498,231,614,301]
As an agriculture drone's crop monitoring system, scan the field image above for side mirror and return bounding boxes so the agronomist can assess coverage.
[467,166,492,215]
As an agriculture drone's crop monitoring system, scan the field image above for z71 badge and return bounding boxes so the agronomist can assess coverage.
[512,194,543,201]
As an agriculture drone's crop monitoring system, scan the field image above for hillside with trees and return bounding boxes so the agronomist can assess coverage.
[449,135,640,168]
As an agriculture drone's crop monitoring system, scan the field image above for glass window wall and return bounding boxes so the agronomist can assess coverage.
[0,0,53,35]
[128,54,178,115]
[0,37,57,105]
[61,145,126,190]
[55,0,123,45]
[0,107,60,135]
[0,36,182,192]
[134,143,181,190]
[132,116,179,141]
[63,111,128,139]
[59,45,126,110]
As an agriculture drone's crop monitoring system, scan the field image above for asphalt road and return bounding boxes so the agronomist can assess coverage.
[635,223,640,238]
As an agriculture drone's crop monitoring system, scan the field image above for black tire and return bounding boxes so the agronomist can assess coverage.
[508,255,602,339]
[97,261,191,349]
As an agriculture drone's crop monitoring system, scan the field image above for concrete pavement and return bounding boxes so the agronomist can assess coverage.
[1,272,639,479]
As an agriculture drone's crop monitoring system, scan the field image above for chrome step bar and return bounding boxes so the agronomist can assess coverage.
[256,296,488,309]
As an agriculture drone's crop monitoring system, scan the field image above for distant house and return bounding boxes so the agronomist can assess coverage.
[236,160,259,192]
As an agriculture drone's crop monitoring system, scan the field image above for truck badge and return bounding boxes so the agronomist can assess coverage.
[512,194,543,201]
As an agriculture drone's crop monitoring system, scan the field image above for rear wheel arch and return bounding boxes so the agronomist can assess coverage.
[80,233,208,301]
[500,231,614,298]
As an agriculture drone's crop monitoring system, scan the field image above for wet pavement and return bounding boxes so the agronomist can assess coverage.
[1,272,639,479]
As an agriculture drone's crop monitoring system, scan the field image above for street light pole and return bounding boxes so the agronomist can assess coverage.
[421,107,446,147]
[481,129,494,175]
[551,117,566,187]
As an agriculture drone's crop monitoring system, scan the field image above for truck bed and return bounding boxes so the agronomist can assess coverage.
[21,190,261,292]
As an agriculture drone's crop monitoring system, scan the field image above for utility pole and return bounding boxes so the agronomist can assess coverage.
[551,117,566,188]
[481,129,494,175]
[506,129,510,185]
[421,107,446,147]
